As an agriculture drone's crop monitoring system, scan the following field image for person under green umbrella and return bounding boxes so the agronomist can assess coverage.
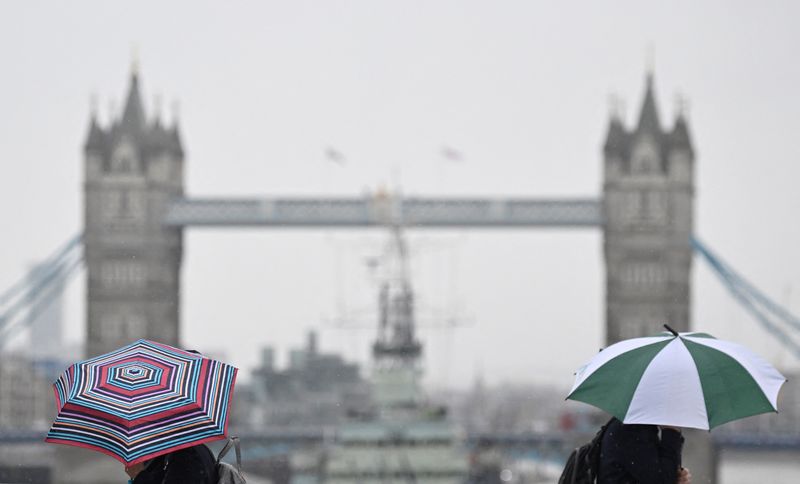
[567,324,786,483]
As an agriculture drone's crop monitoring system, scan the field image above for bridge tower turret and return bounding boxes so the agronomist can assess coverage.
[603,72,695,343]
[83,66,184,357]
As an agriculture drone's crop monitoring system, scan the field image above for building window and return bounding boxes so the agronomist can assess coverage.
[634,155,657,173]
[114,156,133,172]
[100,261,146,288]
[616,190,668,226]
[631,140,661,175]
[110,140,139,173]
[618,317,643,339]
[100,313,147,341]
[619,261,668,292]
[643,191,668,225]
[619,191,641,223]
[619,311,666,339]
[102,190,144,221]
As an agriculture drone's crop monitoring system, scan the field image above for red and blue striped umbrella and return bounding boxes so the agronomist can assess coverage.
[45,339,237,465]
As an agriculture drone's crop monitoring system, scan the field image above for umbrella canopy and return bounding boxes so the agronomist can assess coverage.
[567,328,786,430]
[45,339,237,464]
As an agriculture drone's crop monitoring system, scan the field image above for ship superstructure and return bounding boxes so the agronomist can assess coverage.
[323,226,468,484]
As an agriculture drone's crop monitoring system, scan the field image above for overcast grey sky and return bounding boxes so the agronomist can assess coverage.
[1,1,799,389]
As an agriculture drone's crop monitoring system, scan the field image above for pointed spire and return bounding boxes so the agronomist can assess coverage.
[604,93,629,156]
[89,92,99,123]
[84,91,106,152]
[131,44,140,78]
[85,96,106,153]
[120,66,146,132]
[169,125,184,157]
[604,117,628,156]
[152,93,163,128]
[674,92,690,119]
[635,71,662,136]
[645,43,656,81]
[666,92,693,155]
[671,117,692,153]
[168,99,184,156]
[86,120,106,150]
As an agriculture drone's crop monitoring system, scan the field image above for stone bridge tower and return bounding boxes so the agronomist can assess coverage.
[603,73,694,344]
[83,67,184,357]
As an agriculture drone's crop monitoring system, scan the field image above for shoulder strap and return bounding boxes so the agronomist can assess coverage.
[586,418,616,478]
[216,436,242,473]
[160,454,171,484]
[597,417,614,439]
[589,418,614,453]
[569,448,581,484]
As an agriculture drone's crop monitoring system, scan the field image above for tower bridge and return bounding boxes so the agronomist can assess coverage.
[79,68,693,357]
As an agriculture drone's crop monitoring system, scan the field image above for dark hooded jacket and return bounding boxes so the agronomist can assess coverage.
[133,444,217,484]
[597,418,683,484]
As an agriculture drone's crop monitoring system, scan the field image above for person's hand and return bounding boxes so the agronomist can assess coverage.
[124,461,148,480]
[676,466,691,484]
[659,425,682,434]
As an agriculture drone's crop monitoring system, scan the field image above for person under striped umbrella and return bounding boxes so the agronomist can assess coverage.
[45,339,238,468]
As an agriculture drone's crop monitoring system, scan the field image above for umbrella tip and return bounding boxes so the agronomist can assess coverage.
[663,324,679,337]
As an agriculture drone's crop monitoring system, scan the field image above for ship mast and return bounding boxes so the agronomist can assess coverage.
[372,225,422,365]
[369,221,425,410]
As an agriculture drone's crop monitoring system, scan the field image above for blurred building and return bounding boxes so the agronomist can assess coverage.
[451,378,569,435]
[236,331,368,428]
[0,353,53,430]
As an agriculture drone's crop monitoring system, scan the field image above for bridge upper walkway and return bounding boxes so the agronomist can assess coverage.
[164,196,602,228]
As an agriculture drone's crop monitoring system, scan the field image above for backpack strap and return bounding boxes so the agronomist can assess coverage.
[216,436,242,473]
[159,454,171,484]
[570,448,581,484]
[586,418,616,480]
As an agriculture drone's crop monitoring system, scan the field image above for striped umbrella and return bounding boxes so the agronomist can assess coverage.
[567,326,786,430]
[45,339,237,464]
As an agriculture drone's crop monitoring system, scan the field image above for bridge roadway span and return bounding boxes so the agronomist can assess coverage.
[164,197,603,228]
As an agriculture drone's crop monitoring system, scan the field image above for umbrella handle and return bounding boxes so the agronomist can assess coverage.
[663,324,680,337]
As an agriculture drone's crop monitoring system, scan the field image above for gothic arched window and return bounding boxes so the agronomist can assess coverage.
[631,139,661,175]
[110,139,140,174]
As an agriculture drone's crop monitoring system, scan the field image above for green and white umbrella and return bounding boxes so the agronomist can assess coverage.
[567,326,787,430]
